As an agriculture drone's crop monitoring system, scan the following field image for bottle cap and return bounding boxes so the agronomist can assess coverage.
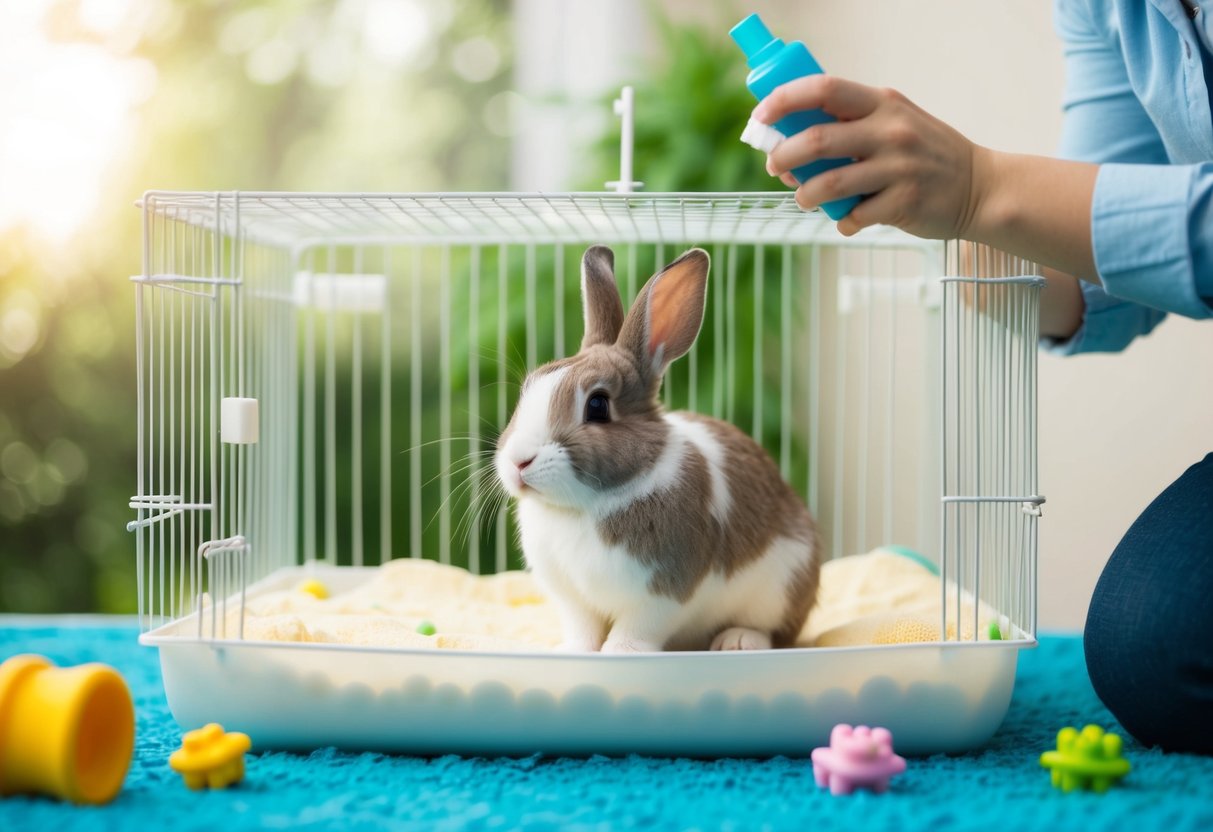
[730,14,783,68]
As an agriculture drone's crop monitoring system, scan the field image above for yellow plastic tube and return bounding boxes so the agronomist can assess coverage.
[0,654,135,805]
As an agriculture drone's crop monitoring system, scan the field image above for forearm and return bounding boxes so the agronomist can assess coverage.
[1037,267,1085,340]
[967,149,1100,284]
[957,240,1085,340]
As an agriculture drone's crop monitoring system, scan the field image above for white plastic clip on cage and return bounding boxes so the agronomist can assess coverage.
[129,191,1043,756]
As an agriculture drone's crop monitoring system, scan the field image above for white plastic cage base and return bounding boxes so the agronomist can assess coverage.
[143,564,1030,758]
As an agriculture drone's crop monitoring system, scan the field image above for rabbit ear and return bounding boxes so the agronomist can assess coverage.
[617,248,710,379]
[580,245,625,350]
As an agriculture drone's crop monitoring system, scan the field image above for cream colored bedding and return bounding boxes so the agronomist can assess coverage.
[229,548,1000,651]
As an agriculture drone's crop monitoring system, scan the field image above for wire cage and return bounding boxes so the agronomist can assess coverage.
[130,191,1043,756]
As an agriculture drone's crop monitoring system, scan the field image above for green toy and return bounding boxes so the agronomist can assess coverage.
[1040,725,1130,793]
[988,621,1003,641]
[416,620,437,636]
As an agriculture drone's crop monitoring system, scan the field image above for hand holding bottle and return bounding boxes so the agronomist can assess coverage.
[754,73,984,241]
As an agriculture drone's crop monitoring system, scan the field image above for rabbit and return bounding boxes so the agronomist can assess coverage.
[493,245,820,652]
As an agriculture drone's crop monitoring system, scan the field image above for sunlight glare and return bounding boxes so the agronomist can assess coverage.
[361,0,430,67]
[0,1,157,241]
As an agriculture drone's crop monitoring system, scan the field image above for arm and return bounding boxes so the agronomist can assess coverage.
[1032,0,1169,348]
[754,0,1210,351]
[1039,268,1085,341]
[752,82,1100,280]
[953,250,1083,339]
[968,151,1098,285]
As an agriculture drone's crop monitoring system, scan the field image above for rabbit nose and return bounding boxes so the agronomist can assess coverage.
[516,456,535,472]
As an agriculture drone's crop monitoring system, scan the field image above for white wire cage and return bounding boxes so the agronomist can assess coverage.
[129,191,1044,756]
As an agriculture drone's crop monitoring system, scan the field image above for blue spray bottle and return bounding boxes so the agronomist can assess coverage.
[730,13,859,221]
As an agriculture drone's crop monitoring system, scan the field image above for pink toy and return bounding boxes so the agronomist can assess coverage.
[811,724,907,795]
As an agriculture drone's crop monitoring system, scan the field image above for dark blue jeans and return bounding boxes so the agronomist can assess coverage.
[1084,452,1213,755]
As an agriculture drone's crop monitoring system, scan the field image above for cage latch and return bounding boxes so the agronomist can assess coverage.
[126,495,212,531]
[196,536,251,641]
[1021,496,1046,517]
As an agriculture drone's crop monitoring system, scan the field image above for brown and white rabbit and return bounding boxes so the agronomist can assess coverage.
[494,245,820,652]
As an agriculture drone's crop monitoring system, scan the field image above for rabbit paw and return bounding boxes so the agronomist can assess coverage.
[710,627,772,651]
[556,636,603,653]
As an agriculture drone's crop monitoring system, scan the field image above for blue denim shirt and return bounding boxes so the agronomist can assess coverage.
[1044,0,1213,355]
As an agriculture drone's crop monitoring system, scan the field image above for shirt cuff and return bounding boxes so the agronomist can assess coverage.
[1040,279,1166,356]
[1092,163,1213,319]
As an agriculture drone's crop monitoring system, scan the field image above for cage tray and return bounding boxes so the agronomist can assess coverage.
[142,564,1030,758]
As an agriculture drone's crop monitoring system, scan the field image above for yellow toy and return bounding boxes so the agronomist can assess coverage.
[297,578,329,599]
[0,654,135,805]
[1040,725,1131,793]
[169,723,251,790]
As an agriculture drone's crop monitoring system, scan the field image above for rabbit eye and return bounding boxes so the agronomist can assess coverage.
[585,393,611,424]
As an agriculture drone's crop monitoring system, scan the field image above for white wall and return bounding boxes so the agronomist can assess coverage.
[512,0,650,191]
[514,1,1213,630]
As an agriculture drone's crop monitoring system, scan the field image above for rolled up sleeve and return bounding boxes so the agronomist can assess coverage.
[1041,278,1167,355]
[1091,162,1213,320]
[1048,0,1211,354]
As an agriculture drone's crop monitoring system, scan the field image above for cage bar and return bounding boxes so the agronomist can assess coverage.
[940,240,1044,641]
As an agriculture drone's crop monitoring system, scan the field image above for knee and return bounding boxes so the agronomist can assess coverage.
[1082,454,1213,753]
[1083,576,1144,713]
[1084,554,1213,754]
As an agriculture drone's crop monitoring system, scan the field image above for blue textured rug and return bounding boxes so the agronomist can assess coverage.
[1,621,1211,831]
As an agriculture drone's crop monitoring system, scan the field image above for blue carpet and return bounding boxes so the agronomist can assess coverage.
[1,621,1211,831]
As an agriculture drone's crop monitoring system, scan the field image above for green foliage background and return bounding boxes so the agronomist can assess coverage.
[1,0,513,612]
[582,12,777,194]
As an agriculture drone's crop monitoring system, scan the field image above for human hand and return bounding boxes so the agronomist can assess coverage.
[755,75,988,240]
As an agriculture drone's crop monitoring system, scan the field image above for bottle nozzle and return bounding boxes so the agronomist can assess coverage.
[730,13,780,66]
